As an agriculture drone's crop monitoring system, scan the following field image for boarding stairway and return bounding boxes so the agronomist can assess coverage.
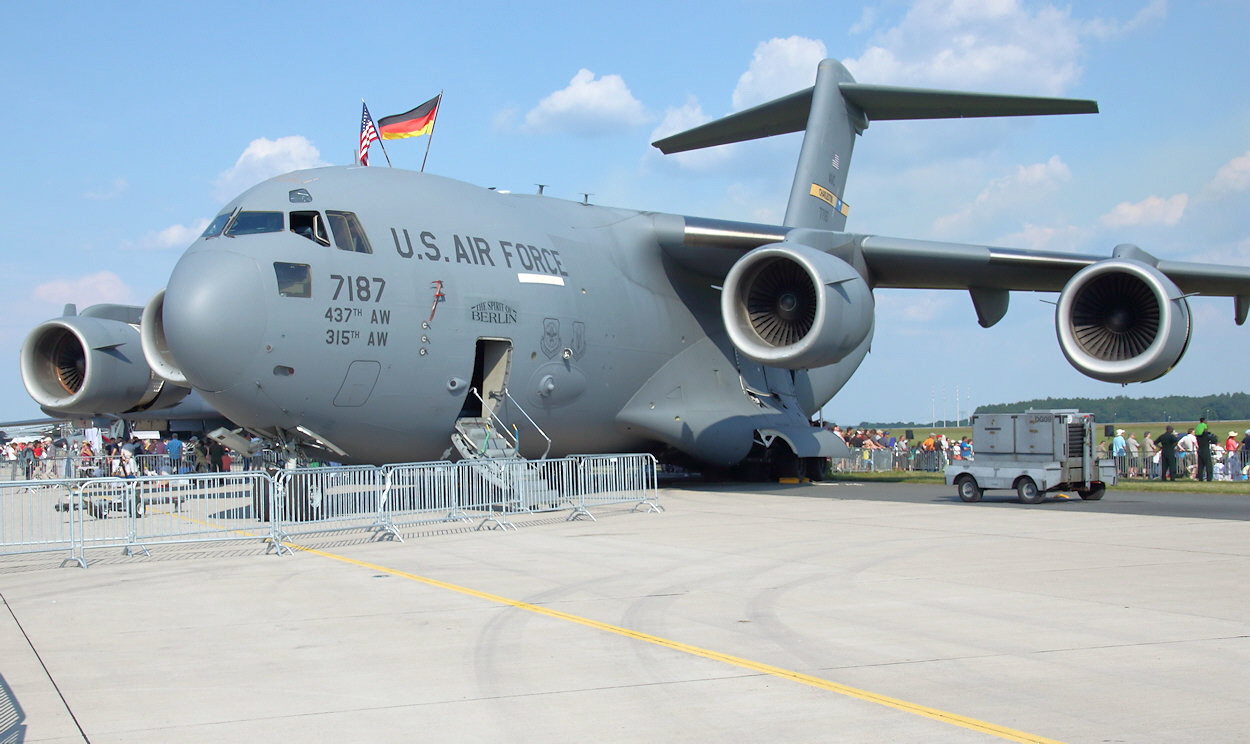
[450,388,560,511]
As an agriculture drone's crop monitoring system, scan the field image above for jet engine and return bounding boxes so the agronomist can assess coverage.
[721,243,874,369]
[1055,259,1191,383]
[20,305,190,416]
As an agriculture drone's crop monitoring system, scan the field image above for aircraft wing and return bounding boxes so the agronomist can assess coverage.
[851,233,1250,328]
[855,234,1250,297]
[660,215,1250,383]
[663,217,1250,320]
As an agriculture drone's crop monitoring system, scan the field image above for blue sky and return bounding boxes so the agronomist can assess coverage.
[1,0,1248,427]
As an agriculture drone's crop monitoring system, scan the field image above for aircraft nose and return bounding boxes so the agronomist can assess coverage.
[162,250,267,393]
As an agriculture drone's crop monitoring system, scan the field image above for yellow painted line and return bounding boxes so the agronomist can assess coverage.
[295,543,1065,744]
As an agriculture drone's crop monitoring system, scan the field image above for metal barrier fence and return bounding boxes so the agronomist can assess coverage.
[1109,451,1246,481]
[2,451,283,483]
[826,446,1248,480]
[0,453,661,566]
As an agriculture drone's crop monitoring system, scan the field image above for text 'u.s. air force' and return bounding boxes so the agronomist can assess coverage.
[390,228,569,278]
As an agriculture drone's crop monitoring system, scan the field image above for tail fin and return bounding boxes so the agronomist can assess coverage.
[651,59,1097,231]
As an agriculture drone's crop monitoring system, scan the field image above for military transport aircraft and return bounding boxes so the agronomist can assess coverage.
[20,59,1250,477]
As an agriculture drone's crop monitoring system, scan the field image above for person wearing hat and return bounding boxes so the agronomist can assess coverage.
[1112,429,1127,477]
[1225,431,1241,481]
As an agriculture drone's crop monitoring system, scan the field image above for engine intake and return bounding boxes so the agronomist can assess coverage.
[20,306,189,416]
[1055,259,1191,383]
[722,243,874,369]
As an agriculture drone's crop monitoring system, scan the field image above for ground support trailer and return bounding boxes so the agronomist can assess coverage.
[945,410,1117,504]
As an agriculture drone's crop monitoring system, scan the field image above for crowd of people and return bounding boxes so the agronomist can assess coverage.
[822,425,974,471]
[3,432,263,481]
[823,417,1250,481]
[1104,418,1249,481]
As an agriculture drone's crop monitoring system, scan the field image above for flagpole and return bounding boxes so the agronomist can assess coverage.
[379,137,393,167]
[420,90,443,173]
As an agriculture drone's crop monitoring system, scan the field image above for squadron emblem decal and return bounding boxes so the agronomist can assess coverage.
[541,318,561,358]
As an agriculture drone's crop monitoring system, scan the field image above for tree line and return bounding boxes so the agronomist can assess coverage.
[860,392,1250,429]
[975,393,1250,423]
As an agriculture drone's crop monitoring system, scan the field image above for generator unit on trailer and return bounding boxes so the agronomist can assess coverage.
[945,410,1117,504]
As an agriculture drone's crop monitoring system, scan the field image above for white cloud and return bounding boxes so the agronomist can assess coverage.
[874,288,954,326]
[1204,150,1250,197]
[849,7,878,35]
[933,155,1072,236]
[731,37,827,110]
[212,136,326,203]
[1100,193,1188,227]
[31,271,133,307]
[122,218,212,252]
[648,96,738,171]
[997,223,1087,253]
[83,177,128,201]
[1083,0,1167,39]
[523,69,649,136]
[844,0,1086,94]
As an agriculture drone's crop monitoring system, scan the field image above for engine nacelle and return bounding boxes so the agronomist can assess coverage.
[141,289,188,385]
[20,306,189,416]
[1055,259,1191,383]
[722,243,874,369]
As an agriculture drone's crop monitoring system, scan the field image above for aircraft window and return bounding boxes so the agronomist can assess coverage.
[226,211,284,237]
[274,262,312,298]
[326,210,373,254]
[201,211,233,238]
[290,211,330,246]
[289,188,313,203]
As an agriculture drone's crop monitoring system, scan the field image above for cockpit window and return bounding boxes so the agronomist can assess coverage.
[274,262,312,298]
[201,211,233,238]
[326,211,373,254]
[290,211,330,246]
[226,211,284,237]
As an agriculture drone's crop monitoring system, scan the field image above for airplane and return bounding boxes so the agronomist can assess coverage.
[19,59,1250,479]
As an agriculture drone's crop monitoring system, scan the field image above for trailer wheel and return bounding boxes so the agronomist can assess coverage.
[1078,484,1106,501]
[1016,477,1042,504]
[955,475,982,502]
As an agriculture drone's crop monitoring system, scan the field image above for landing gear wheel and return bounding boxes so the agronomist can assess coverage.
[1016,477,1042,504]
[955,475,982,502]
[1078,484,1106,501]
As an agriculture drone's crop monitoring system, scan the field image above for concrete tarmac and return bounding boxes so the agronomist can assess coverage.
[1,483,1247,743]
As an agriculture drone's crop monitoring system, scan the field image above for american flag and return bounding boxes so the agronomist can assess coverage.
[359,102,380,166]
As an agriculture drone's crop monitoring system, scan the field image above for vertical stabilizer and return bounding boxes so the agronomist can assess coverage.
[782,59,861,231]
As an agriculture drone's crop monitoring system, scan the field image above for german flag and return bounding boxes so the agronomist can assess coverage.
[379,94,441,140]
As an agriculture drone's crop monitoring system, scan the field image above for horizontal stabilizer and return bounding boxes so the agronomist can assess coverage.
[652,89,811,154]
[652,82,1097,154]
[839,84,1098,121]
